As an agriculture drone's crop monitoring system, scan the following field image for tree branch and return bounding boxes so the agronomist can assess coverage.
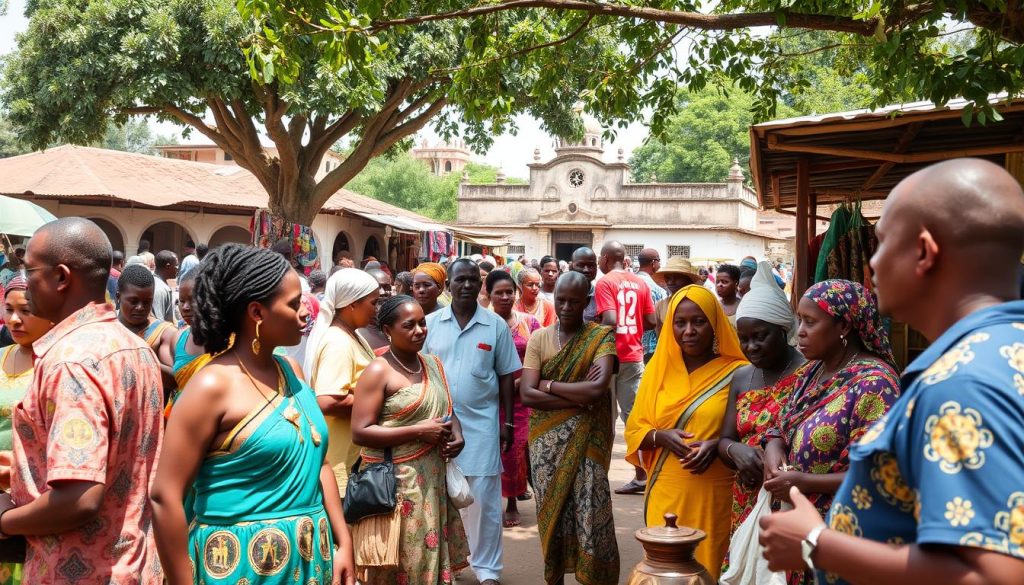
[367,1,879,37]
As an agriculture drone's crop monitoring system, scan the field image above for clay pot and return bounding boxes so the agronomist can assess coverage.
[627,513,715,585]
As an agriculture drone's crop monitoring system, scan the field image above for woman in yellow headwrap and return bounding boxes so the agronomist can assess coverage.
[624,285,748,580]
[411,262,449,314]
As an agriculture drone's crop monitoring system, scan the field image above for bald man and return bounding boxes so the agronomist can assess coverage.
[10,218,164,583]
[761,159,1024,585]
[595,241,657,494]
[570,247,599,322]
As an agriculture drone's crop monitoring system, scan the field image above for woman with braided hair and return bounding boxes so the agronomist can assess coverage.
[351,295,468,583]
[150,243,355,585]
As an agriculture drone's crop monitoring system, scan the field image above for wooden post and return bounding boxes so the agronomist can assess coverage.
[794,158,810,303]
[808,191,818,271]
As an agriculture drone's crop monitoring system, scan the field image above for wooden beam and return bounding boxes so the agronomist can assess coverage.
[859,123,922,191]
[794,158,811,305]
[808,191,818,247]
[767,135,1024,163]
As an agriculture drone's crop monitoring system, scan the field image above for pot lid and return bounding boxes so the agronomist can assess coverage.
[635,513,707,545]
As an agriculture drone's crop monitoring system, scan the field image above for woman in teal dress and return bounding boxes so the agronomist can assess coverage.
[166,271,208,418]
[0,275,54,585]
[151,244,356,585]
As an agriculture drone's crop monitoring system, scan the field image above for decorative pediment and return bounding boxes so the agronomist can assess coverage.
[532,204,611,227]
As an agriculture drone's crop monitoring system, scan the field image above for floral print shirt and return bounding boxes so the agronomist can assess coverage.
[823,302,1024,585]
[12,303,164,584]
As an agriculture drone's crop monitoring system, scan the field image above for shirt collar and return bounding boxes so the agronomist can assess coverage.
[903,300,1024,383]
[33,302,117,358]
[437,303,490,328]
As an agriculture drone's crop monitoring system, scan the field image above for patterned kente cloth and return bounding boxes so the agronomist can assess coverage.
[189,356,334,584]
[528,322,620,585]
[360,354,469,584]
[821,301,1024,585]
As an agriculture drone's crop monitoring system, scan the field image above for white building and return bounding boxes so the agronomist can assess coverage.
[456,114,785,264]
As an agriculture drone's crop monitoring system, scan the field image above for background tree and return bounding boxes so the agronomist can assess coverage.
[98,118,156,154]
[0,115,29,158]
[2,0,619,224]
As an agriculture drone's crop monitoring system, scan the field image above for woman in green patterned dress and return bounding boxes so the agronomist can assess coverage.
[351,295,469,584]
[150,244,355,585]
[0,275,54,585]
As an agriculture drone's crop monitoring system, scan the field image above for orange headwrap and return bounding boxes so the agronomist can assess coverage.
[413,262,447,287]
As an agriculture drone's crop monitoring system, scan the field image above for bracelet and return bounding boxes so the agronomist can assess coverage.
[544,380,554,394]
[725,442,738,462]
[651,430,658,447]
[504,422,514,428]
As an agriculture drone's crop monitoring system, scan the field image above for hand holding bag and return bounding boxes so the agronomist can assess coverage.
[343,449,397,525]
[445,460,474,509]
[719,487,786,585]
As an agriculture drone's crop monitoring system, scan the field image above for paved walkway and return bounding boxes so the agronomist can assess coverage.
[459,421,647,584]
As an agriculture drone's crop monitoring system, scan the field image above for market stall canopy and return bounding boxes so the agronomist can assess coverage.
[0,193,57,236]
[749,95,1024,212]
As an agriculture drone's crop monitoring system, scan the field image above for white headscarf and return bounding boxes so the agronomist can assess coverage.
[302,268,380,376]
[735,261,798,344]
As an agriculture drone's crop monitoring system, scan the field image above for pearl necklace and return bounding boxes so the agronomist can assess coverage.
[389,350,423,375]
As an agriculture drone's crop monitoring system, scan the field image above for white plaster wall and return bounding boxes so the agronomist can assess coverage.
[604,229,771,265]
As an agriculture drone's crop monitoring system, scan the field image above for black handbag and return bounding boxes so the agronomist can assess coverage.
[343,448,397,524]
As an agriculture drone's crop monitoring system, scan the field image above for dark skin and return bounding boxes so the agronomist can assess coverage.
[117,283,177,390]
[654,272,696,337]
[761,159,1024,585]
[150,271,355,585]
[570,248,598,283]
[737,275,752,297]
[540,260,559,295]
[449,262,515,452]
[634,299,721,473]
[412,272,443,314]
[716,271,740,315]
[173,279,204,359]
[762,297,861,504]
[351,301,464,459]
[316,290,380,418]
[357,270,393,350]
[0,229,117,544]
[520,277,615,410]
[597,242,657,334]
[718,318,804,490]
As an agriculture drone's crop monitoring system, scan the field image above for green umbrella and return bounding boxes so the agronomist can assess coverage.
[0,194,57,237]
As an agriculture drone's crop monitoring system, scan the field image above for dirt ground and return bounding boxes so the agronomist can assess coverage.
[457,421,648,584]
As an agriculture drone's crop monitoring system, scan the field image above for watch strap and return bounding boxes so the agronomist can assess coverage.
[801,524,828,571]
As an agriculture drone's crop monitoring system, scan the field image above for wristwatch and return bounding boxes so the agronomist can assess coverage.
[801,524,828,571]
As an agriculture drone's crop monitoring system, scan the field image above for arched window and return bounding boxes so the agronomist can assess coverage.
[444,160,453,173]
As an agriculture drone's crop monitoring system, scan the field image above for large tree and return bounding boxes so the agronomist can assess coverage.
[2,0,618,224]
[259,0,1023,134]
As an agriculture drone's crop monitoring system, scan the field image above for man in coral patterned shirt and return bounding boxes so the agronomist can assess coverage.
[0,218,164,584]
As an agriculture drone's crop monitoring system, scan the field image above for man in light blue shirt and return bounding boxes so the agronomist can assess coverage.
[424,258,520,585]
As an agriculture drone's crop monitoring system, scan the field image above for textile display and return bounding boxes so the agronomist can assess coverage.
[420,230,455,262]
[250,209,320,275]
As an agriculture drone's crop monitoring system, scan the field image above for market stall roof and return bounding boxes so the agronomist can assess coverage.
[749,95,1024,212]
[0,145,504,244]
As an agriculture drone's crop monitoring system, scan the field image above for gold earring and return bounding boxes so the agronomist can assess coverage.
[712,337,720,355]
[252,320,263,355]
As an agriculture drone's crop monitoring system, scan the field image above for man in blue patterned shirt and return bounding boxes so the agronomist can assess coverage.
[636,248,667,362]
[760,158,1024,585]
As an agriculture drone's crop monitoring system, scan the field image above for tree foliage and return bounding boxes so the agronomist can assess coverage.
[2,0,617,224]
[98,118,156,154]
[0,115,29,158]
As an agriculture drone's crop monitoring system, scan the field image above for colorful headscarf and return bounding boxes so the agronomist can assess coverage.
[413,262,447,288]
[3,274,26,296]
[804,279,894,365]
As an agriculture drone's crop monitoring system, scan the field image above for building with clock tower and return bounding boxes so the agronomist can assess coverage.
[456,111,784,265]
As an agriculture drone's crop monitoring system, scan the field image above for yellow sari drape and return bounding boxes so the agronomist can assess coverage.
[624,285,748,580]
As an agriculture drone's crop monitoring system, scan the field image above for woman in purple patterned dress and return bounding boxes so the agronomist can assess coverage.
[763,280,900,585]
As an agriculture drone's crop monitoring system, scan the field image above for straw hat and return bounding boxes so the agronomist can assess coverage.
[654,256,700,286]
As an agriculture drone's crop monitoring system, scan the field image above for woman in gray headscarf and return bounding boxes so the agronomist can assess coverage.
[716,261,805,573]
[304,268,381,500]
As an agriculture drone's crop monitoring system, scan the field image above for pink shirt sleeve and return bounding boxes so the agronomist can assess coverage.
[42,362,111,485]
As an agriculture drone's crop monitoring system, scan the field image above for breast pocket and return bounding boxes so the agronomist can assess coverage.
[470,345,495,380]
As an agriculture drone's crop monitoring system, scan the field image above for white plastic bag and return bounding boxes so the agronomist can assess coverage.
[446,460,474,509]
[719,487,786,585]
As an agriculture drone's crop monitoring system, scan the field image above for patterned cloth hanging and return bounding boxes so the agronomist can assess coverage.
[250,209,321,275]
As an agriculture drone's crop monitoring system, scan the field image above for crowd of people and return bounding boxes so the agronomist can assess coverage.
[0,157,1021,585]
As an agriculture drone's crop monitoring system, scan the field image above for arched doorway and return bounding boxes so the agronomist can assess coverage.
[362,235,382,262]
[88,218,125,254]
[140,221,194,257]
[332,231,352,263]
[208,225,251,250]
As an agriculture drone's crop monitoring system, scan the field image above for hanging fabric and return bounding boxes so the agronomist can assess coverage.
[250,209,321,275]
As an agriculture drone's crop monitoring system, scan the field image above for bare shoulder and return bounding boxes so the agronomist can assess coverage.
[181,360,237,402]
[280,355,306,383]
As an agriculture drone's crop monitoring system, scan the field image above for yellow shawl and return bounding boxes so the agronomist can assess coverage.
[624,285,748,470]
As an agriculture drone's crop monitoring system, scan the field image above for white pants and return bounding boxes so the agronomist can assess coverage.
[461,474,503,582]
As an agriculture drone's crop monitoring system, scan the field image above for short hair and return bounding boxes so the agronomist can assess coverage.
[335,250,354,261]
[155,250,177,270]
[33,217,112,292]
[446,258,478,283]
[185,239,196,249]
[308,269,327,290]
[118,264,155,292]
[138,239,151,253]
[638,249,659,266]
[517,266,540,287]
[479,261,495,273]
[112,250,125,265]
[539,255,557,269]
[555,270,590,294]
[717,264,741,281]
[739,267,756,280]
[191,244,290,354]
[485,269,516,294]
[196,243,209,259]
[394,271,413,290]
[271,239,293,258]
[572,247,596,261]
[377,294,416,330]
